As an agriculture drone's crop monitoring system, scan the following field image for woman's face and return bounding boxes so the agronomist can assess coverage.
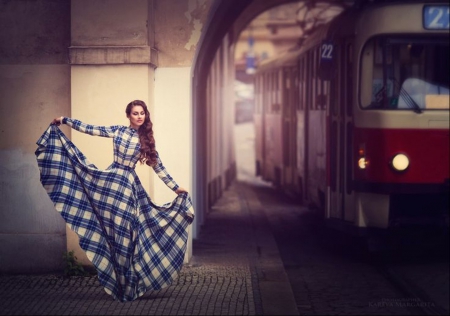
[128,105,146,129]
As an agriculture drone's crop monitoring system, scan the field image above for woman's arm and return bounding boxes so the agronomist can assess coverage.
[52,116,119,138]
[152,155,185,193]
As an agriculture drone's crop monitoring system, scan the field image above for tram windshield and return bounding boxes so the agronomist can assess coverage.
[360,36,449,111]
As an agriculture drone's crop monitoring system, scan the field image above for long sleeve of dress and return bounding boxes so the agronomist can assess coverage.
[63,117,120,138]
[153,156,180,192]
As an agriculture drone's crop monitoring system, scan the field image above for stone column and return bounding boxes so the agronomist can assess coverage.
[0,0,71,273]
[68,0,211,264]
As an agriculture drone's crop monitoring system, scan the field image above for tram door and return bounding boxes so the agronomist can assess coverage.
[328,40,354,221]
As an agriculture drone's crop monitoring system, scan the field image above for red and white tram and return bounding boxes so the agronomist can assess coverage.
[254,1,449,233]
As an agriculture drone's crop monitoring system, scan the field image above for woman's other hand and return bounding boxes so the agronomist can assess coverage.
[175,187,188,194]
[51,116,63,126]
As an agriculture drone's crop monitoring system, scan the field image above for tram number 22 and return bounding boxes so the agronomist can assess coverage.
[321,42,334,61]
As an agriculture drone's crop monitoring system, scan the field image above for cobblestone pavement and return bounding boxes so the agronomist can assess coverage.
[0,264,254,315]
[0,181,296,315]
[2,180,447,316]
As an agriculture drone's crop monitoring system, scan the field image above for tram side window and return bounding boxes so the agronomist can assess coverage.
[360,36,449,110]
[254,76,260,114]
[316,41,326,111]
[269,72,274,113]
[258,76,262,114]
[313,47,318,110]
[276,70,282,112]
[346,43,353,116]
[269,71,273,113]
[306,55,311,111]
[298,58,305,110]
[294,70,300,110]
[259,75,264,114]
[263,73,268,114]
[311,50,317,110]
[270,71,281,113]
[314,46,327,110]
[306,51,313,110]
[284,68,291,112]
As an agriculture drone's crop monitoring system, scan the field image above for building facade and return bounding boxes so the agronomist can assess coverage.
[0,0,212,273]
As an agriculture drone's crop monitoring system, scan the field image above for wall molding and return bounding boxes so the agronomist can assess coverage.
[69,46,157,67]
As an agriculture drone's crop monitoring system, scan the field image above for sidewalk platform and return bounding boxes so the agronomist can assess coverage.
[0,181,299,315]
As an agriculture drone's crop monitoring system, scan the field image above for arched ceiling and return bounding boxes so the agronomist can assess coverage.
[193,0,359,78]
[230,0,301,43]
[230,0,354,44]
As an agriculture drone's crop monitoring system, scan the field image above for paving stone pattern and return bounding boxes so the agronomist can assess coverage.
[0,187,262,316]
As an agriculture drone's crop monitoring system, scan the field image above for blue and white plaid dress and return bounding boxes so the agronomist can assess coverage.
[35,118,195,302]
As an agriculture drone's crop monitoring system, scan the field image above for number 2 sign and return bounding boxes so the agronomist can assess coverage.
[423,5,449,30]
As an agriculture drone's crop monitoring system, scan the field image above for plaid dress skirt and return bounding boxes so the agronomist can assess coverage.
[35,122,194,302]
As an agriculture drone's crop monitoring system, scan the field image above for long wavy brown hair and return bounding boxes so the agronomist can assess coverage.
[125,100,157,167]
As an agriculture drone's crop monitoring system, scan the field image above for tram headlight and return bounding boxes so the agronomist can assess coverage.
[391,153,409,172]
[358,157,368,169]
[357,144,369,169]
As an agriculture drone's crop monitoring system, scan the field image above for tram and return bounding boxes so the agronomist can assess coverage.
[254,1,449,233]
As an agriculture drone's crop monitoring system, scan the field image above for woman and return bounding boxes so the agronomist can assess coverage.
[35,100,194,302]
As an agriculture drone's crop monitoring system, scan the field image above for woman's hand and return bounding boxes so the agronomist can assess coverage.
[175,187,188,194]
[51,116,63,126]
